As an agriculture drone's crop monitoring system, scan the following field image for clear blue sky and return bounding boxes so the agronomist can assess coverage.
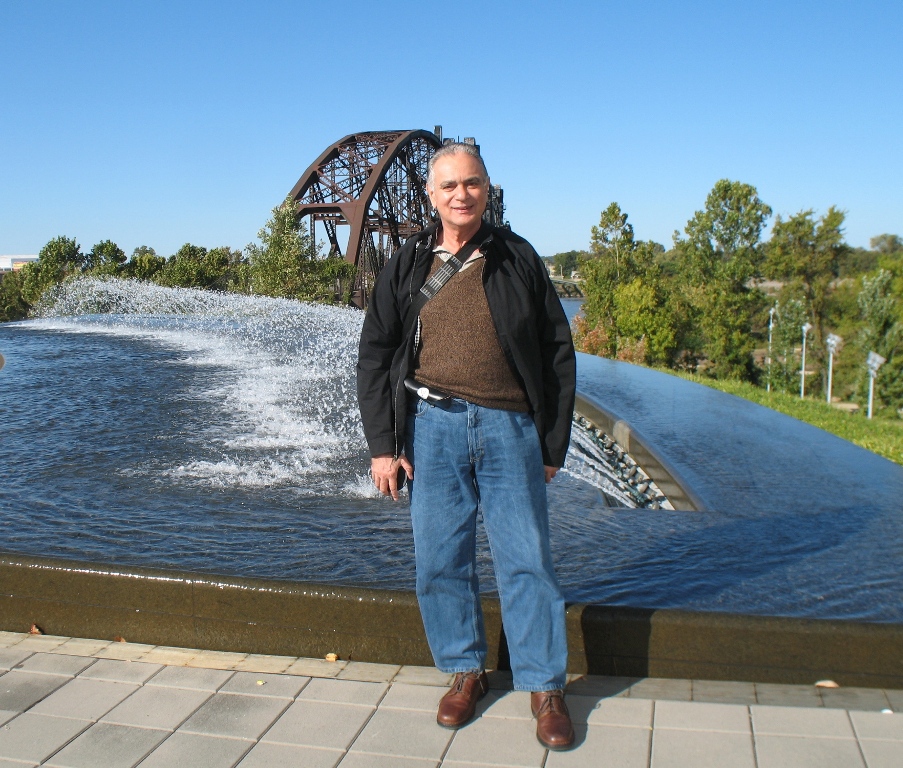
[1,1,900,258]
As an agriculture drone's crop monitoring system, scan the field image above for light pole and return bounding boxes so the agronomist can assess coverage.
[767,305,776,393]
[800,322,812,398]
[866,351,886,419]
[825,333,842,405]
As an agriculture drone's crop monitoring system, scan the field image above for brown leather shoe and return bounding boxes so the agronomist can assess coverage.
[531,690,575,750]
[436,671,489,728]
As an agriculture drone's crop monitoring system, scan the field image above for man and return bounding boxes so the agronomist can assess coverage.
[356,142,576,750]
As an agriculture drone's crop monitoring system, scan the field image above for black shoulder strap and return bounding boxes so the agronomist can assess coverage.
[401,225,493,340]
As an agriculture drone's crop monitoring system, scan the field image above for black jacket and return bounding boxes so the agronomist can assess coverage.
[356,222,576,467]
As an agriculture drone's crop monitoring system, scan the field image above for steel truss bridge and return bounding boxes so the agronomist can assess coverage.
[288,128,505,307]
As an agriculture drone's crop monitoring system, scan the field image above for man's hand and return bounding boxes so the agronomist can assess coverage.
[371,454,414,500]
[545,465,558,484]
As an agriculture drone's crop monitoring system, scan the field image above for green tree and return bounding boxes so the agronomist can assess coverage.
[123,246,166,281]
[673,179,772,380]
[855,269,903,411]
[765,207,847,390]
[0,271,29,322]
[86,240,127,275]
[870,234,903,255]
[20,236,84,304]
[247,195,354,302]
[550,250,583,278]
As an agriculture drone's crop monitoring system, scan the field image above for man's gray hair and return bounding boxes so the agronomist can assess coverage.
[426,142,489,189]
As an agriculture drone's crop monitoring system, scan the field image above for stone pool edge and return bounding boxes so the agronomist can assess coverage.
[1,551,900,689]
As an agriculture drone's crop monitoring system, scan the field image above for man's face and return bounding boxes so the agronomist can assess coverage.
[428,153,489,234]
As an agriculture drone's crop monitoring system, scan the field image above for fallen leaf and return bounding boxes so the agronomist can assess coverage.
[113,635,126,643]
[815,680,839,688]
[325,653,339,662]
[28,624,43,635]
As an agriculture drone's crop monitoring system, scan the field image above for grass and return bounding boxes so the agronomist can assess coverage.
[662,370,903,467]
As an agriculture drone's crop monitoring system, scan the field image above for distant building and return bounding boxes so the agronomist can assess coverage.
[0,255,39,273]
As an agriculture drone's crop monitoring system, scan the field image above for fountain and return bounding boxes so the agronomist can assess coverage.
[1,277,901,685]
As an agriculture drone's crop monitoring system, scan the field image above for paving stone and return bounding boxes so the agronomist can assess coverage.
[755,683,822,707]
[31,678,139,720]
[819,687,892,711]
[101,685,212,730]
[0,633,26,648]
[628,677,692,701]
[849,709,903,740]
[583,696,653,728]
[78,659,162,685]
[283,657,346,678]
[53,639,111,657]
[650,727,755,768]
[0,648,32,671]
[0,758,39,767]
[141,647,198,666]
[337,662,401,683]
[145,665,232,691]
[233,655,295,674]
[443,713,546,766]
[219,671,307,699]
[139,731,253,767]
[480,690,533,720]
[236,741,342,767]
[94,643,155,661]
[0,670,71,711]
[13,653,94,677]
[378,683,447,712]
[751,704,855,738]
[545,723,651,767]
[342,753,438,767]
[11,636,68,653]
[692,679,757,705]
[566,676,636,698]
[184,651,248,671]
[857,738,903,768]
[43,721,168,768]
[0,710,16,727]
[753,734,865,768]
[297,678,387,706]
[654,700,751,733]
[885,689,903,711]
[179,692,290,740]
[392,666,453,687]
[349,708,452,760]
[0,712,90,763]
[262,700,374,750]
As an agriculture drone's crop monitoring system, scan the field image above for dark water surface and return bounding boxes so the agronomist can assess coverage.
[0,280,900,622]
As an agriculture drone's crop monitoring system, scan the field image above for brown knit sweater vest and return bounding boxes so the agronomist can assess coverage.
[414,259,529,412]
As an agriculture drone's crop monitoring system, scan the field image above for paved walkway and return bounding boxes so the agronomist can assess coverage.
[0,631,900,767]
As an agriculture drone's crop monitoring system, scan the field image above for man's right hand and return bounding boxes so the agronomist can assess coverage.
[371,454,414,501]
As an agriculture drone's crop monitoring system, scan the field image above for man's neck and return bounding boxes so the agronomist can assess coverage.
[436,221,482,254]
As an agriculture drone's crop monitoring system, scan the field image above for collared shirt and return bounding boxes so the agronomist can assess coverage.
[433,245,483,272]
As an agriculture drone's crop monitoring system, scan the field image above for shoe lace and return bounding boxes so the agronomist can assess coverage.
[537,691,566,716]
[452,671,482,694]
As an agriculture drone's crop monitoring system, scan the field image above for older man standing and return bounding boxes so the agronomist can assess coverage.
[357,142,575,750]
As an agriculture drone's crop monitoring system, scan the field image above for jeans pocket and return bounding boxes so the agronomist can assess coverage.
[408,397,430,418]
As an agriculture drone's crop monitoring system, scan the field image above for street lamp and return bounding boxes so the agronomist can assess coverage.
[800,322,812,398]
[825,333,842,405]
[767,305,776,393]
[866,351,886,419]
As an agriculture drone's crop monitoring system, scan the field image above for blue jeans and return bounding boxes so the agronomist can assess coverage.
[406,397,567,691]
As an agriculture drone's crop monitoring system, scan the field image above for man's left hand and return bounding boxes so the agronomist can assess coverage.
[544,466,558,483]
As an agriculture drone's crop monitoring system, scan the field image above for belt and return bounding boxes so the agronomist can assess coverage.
[404,378,452,403]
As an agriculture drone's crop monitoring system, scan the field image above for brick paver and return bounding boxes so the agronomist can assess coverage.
[0,631,898,767]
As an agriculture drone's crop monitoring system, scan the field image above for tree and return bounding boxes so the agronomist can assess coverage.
[0,271,29,322]
[123,246,165,281]
[550,250,583,278]
[673,180,772,380]
[870,234,903,255]
[86,240,127,275]
[765,207,847,389]
[247,195,354,302]
[20,236,84,305]
[855,270,903,411]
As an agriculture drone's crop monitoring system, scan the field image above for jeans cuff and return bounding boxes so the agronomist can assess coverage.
[513,683,566,692]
